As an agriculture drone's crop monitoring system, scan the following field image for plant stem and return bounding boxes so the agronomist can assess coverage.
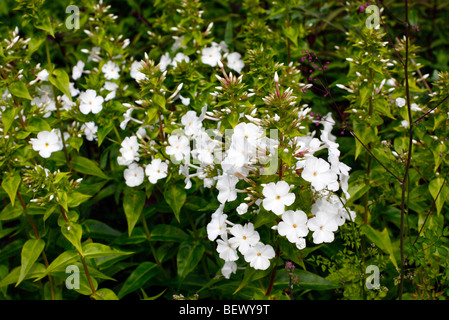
[399,0,413,300]
[80,254,96,295]
[265,246,280,296]
[17,191,55,300]
[141,212,169,279]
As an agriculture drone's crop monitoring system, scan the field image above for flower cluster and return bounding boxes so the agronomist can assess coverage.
[116,40,356,277]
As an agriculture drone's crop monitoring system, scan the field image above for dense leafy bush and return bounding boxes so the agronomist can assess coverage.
[0,0,448,300]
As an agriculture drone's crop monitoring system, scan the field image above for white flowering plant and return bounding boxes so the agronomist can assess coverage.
[0,0,449,301]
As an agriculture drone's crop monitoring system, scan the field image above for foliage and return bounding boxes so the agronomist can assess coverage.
[0,0,448,300]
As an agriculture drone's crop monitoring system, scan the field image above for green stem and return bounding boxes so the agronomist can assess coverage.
[80,254,96,295]
[399,0,413,300]
[45,40,53,73]
[17,191,55,300]
[141,213,169,279]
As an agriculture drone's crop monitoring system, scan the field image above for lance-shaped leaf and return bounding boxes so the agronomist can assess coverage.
[164,184,186,222]
[117,262,159,299]
[16,239,45,286]
[1,171,21,207]
[123,188,146,236]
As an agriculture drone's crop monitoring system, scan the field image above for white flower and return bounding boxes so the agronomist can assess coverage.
[216,174,239,204]
[72,60,85,80]
[201,46,222,67]
[206,212,227,241]
[194,138,216,165]
[221,261,237,279]
[401,120,409,128]
[232,122,263,154]
[130,60,147,82]
[301,156,338,191]
[86,46,101,62]
[120,108,133,130]
[101,60,120,80]
[172,52,190,68]
[387,78,396,87]
[181,110,202,137]
[229,223,260,255]
[103,81,119,101]
[312,196,355,226]
[81,121,98,141]
[30,130,63,158]
[37,69,49,81]
[216,235,239,262]
[60,94,75,111]
[159,52,172,72]
[236,203,248,215]
[145,158,168,184]
[118,136,140,165]
[227,52,244,73]
[307,211,339,244]
[395,97,406,108]
[243,242,275,270]
[69,82,80,97]
[31,94,56,118]
[411,103,421,112]
[262,181,295,215]
[277,210,309,244]
[123,163,144,187]
[179,94,190,106]
[166,134,190,162]
[79,89,104,114]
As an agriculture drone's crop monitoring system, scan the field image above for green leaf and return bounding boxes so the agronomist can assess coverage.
[148,224,189,242]
[74,270,98,296]
[164,184,186,222]
[233,266,257,295]
[0,263,46,288]
[48,69,72,100]
[61,223,83,255]
[428,177,449,216]
[82,242,133,259]
[92,288,119,300]
[1,106,19,135]
[82,219,122,240]
[16,239,45,286]
[153,93,166,110]
[71,155,110,180]
[118,262,159,299]
[283,26,298,46]
[67,191,92,208]
[141,288,167,300]
[224,19,233,44]
[0,203,23,221]
[123,188,146,236]
[361,225,398,269]
[1,171,21,207]
[290,270,341,290]
[177,241,205,280]
[8,81,32,100]
[25,117,52,133]
[35,16,55,38]
[36,250,79,280]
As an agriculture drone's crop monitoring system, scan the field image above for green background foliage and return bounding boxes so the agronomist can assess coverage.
[0,0,448,300]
